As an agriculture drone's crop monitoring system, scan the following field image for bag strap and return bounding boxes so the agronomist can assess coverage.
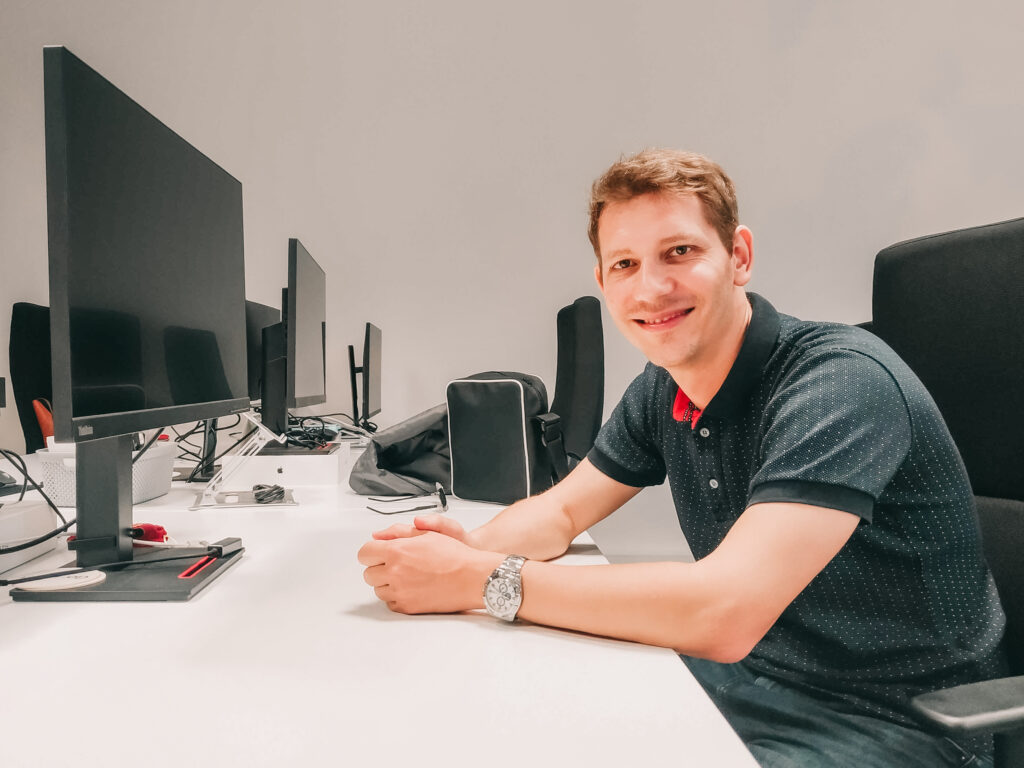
[535,412,569,483]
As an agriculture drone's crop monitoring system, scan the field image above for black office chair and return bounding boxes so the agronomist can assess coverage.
[9,302,52,453]
[550,296,604,468]
[864,218,1024,767]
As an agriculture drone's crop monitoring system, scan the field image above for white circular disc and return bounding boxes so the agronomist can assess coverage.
[17,568,107,591]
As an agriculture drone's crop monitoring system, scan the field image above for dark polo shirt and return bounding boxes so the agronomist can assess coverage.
[588,293,1006,730]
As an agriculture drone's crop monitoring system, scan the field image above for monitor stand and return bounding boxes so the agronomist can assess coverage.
[10,539,244,602]
[10,434,243,603]
[191,412,298,510]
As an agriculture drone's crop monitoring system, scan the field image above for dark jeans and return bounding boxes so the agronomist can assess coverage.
[682,656,992,768]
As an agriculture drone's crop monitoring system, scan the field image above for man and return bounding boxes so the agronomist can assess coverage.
[358,149,1006,767]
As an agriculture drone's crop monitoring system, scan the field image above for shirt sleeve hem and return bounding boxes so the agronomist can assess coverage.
[586,446,662,488]
[748,480,875,521]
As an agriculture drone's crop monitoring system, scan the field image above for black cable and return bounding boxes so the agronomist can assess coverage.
[0,447,31,502]
[368,502,440,514]
[280,415,333,450]
[0,448,75,556]
[0,547,220,587]
[253,484,285,504]
[311,411,358,426]
[131,428,164,465]
[366,484,448,515]
[215,415,242,432]
[186,427,257,483]
[171,422,205,463]
[0,448,69,526]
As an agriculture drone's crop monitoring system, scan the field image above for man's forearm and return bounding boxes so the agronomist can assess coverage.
[465,492,578,561]
[515,560,753,662]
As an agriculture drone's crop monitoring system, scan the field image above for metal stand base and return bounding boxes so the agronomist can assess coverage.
[190,488,296,511]
[10,544,244,602]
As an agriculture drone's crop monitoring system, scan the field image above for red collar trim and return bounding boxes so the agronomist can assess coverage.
[672,388,703,428]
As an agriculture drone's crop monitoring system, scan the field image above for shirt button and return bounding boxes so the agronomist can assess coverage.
[699,427,710,438]
[709,479,719,489]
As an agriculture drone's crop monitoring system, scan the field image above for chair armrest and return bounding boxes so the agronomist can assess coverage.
[910,676,1024,736]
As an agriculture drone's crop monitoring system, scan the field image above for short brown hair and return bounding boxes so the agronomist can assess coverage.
[588,148,739,261]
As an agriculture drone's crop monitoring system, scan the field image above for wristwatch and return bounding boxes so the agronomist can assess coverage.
[483,555,526,622]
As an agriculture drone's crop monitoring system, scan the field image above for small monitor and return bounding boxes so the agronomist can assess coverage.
[259,238,327,438]
[348,322,382,431]
[287,238,327,409]
[245,300,281,403]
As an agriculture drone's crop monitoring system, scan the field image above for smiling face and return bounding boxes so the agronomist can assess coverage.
[594,192,753,377]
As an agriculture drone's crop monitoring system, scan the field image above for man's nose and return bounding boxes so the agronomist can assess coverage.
[635,259,674,300]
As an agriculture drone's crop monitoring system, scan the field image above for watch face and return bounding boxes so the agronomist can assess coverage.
[485,576,521,619]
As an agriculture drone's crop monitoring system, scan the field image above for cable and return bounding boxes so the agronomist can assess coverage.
[0,447,31,502]
[131,428,164,465]
[280,415,335,450]
[171,422,205,463]
[186,427,257,483]
[0,547,220,587]
[215,415,242,432]
[0,448,75,555]
[366,483,448,515]
[253,484,285,504]
[312,411,358,425]
[317,415,373,439]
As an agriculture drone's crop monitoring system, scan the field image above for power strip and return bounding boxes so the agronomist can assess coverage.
[0,499,61,575]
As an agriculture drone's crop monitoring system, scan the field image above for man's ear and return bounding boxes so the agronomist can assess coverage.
[594,262,604,291]
[732,226,754,287]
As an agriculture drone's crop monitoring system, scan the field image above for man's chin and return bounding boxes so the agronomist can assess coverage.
[633,341,694,371]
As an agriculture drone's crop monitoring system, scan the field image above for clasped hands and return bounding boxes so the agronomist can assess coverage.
[358,515,504,615]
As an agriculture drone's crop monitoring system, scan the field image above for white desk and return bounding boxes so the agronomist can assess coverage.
[1,479,756,767]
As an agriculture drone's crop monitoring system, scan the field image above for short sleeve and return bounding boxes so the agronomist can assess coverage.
[587,365,667,487]
[748,348,912,522]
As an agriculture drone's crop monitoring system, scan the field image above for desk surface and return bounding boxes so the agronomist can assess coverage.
[1,477,756,768]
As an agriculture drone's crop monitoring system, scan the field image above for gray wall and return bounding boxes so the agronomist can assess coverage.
[2,1,1022,556]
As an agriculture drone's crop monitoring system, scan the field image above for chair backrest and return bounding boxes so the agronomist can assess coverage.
[871,217,1024,500]
[975,497,1024,674]
[550,296,604,465]
[9,302,52,453]
[870,218,1024,674]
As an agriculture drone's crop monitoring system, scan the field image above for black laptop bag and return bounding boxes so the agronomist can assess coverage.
[446,372,568,505]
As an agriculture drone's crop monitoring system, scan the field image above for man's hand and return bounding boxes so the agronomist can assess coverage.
[358,531,502,614]
[371,514,470,544]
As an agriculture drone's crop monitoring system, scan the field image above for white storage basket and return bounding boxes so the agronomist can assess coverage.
[37,442,175,507]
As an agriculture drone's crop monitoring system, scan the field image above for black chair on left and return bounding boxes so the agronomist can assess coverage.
[9,302,52,453]
[863,217,1024,768]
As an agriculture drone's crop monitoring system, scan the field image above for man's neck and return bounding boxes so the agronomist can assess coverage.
[666,293,753,410]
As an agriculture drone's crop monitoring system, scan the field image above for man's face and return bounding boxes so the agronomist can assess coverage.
[594,192,752,373]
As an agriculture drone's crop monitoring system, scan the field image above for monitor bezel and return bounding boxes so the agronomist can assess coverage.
[245,300,282,404]
[45,45,250,444]
[285,238,327,410]
[361,322,382,421]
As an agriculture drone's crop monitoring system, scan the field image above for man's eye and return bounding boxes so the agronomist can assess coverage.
[612,259,634,270]
[671,246,690,256]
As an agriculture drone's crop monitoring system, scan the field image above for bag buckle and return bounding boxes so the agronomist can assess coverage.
[535,412,562,446]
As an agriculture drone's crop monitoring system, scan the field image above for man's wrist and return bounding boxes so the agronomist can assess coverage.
[465,550,505,610]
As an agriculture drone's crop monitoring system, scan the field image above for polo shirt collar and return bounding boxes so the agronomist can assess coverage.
[672,293,781,424]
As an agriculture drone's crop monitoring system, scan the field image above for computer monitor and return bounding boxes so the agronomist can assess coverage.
[348,322,382,431]
[259,238,327,438]
[183,300,280,484]
[245,300,281,403]
[19,46,250,601]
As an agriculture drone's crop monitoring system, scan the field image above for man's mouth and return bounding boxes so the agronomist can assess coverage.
[634,308,693,328]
